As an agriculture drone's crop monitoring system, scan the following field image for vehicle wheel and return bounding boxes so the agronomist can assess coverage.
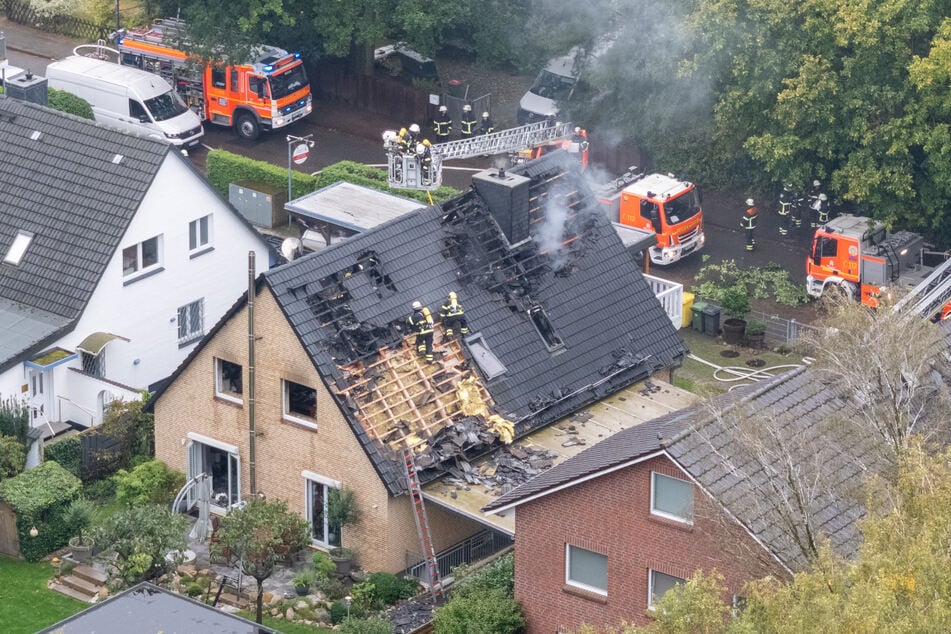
[819,282,857,313]
[234,113,260,141]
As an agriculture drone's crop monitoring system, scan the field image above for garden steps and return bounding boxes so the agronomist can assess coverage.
[51,563,109,603]
[72,564,107,586]
[62,573,101,596]
[51,581,98,603]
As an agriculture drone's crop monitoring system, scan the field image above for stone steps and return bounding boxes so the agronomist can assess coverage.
[51,562,109,603]
[72,564,107,586]
[51,581,98,603]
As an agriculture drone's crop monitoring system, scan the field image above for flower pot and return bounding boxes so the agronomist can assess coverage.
[721,318,746,345]
[68,536,94,564]
[330,550,354,576]
[746,331,765,349]
[295,584,310,597]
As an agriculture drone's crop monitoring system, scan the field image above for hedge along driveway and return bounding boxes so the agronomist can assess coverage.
[0,555,85,634]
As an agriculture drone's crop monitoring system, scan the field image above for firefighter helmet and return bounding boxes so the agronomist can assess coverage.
[409,123,420,134]
[422,139,431,147]
[813,179,821,188]
[412,301,422,310]
[574,126,581,134]
[482,111,489,118]
[818,193,827,201]
[416,143,426,154]
[398,127,407,136]
[746,198,755,206]
[463,104,472,112]
[449,291,457,301]
[439,105,448,113]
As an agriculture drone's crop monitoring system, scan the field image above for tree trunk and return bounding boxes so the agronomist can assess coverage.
[255,578,264,623]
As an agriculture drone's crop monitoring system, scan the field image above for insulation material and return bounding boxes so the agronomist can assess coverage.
[489,415,515,444]
[456,376,489,417]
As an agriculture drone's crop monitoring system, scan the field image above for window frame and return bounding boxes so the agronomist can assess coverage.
[648,569,685,609]
[214,358,243,404]
[282,379,317,429]
[3,230,33,265]
[188,214,213,254]
[565,544,608,596]
[177,298,204,347]
[303,471,342,548]
[122,234,163,279]
[650,472,694,525]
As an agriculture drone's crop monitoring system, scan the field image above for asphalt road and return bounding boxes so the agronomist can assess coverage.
[3,19,815,310]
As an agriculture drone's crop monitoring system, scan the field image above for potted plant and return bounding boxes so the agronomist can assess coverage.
[327,486,361,575]
[292,569,316,596]
[63,497,95,564]
[745,319,766,349]
[329,547,356,576]
[719,284,751,345]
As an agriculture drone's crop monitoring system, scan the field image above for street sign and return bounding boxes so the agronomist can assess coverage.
[292,143,309,165]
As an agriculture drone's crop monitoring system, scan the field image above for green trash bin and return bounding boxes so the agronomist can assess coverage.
[702,304,722,337]
[691,301,708,332]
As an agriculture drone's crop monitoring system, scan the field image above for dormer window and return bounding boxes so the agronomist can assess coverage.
[3,231,33,265]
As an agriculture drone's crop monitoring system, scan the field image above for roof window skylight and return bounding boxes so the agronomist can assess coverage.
[3,231,33,265]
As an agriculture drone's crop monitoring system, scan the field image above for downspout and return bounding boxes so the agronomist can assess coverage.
[248,251,257,496]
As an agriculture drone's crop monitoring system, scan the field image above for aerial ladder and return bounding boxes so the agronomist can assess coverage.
[384,120,579,191]
[892,256,951,321]
[403,448,444,602]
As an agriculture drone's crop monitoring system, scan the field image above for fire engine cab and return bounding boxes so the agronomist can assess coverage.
[597,170,704,265]
[114,18,312,140]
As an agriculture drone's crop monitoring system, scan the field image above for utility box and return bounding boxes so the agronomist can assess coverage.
[229,181,288,229]
[691,301,707,332]
[5,71,47,106]
[702,304,722,337]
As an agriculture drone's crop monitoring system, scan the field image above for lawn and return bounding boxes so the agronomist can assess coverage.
[0,555,86,634]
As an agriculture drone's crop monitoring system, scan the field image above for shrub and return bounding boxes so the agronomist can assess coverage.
[451,552,515,596]
[367,572,418,605]
[186,582,203,597]
[0,435,26,479]
[92,504,187,588]
[83,477,117,502]
[46,87,94,120]
[317,575,348,600]
[113,459,184,507]
[433,587,524,634]
[312,551,336,579]
[0,461,82,561]
[330,599,365,624]
[45,435,81,476]
[0,396,29,443]
[338,616,395,634]
[351,580,378,612]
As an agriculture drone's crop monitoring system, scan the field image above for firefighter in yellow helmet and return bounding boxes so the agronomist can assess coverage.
[408,301,434,362]
[396,127,410,155]
[440,291,469,337]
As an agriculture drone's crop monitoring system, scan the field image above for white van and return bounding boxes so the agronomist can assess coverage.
[46,56,203,148]
[517,39,613,125]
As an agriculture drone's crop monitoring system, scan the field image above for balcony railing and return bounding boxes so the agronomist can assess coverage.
[644,273,684,329]
[403,529,513,582]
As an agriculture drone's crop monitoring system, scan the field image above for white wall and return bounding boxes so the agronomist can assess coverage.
[0,152,271,425]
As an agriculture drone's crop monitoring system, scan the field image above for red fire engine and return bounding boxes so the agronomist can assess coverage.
[114,19,312,140]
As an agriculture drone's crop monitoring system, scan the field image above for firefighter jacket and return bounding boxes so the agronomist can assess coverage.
[572,130,590,152]
[397,130,412,154]
[481,116,494,135]
[460,111,476,136]
[408,309,433,334]
[778,193,791,216]
[440,300,465,320]
[741,207,758,230]
[434,112,452,137]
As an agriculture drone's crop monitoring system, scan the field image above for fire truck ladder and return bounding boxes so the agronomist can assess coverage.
[892,256,951,319]
[403,448,444,602]
[386,121,576,191]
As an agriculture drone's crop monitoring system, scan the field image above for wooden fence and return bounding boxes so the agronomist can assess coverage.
[1,0,109,41]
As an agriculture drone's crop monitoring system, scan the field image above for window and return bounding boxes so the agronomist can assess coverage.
[80,350,105,378]
[565,544,608,595]
[651,472,694,524]
[528,304,564,352]
[215,358,243,402]
[189,215,212,252]
[122,235,161,277]
[649,570,685,608]
[304,473,342,547]
[4,231,33,265]
[177,299,204,346]
[187,438,240,509]
[283,379,317,427]
[129,99,148,121]
[211,65,226,89]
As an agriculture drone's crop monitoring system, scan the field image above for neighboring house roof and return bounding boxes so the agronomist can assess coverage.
[36,582,279,633]
[486,365,886,572]
[262,151,688,495]
[285,181,424,233]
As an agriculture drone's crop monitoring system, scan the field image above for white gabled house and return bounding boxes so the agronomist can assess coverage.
[0,95,272,457]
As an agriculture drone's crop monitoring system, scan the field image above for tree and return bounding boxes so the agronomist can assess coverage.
[0,435,26,479]
[211,498,309,624]
[92,504,187,588]
[0,395,29,443]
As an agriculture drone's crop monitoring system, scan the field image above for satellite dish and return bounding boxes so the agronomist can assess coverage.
[301,230,329,251]
[280,237,303,261]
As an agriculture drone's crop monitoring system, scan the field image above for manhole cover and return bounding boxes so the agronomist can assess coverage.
[720,350,740,358]
[746,359,766,368]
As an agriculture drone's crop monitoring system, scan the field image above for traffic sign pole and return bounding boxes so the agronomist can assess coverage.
[286,134,316,205]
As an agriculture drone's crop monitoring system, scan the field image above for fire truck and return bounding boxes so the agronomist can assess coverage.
[806,214,951,319]
[113,18,312,140]
[595,169,705,265]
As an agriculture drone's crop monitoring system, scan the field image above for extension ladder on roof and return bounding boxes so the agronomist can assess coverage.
[893,257,951,319]
[385,121,576,191]
[403,448,444,602]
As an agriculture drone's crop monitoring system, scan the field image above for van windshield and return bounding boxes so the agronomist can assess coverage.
[529,70,576,100]
[144,90,189,122]
[269,64,309,100]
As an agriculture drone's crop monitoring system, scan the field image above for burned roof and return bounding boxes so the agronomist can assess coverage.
[264,152,688,495]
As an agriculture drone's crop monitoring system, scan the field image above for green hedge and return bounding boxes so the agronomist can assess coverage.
[205,151,458,208]
[45,435,81,476]
[47,87,95,120]
[0,461,81,561]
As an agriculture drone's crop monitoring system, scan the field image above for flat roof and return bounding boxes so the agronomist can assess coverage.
[284,182,423,233]
[612,222,657,252]
[422,378,698,535]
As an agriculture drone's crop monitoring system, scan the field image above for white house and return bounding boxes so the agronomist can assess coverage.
[0,95,272,450]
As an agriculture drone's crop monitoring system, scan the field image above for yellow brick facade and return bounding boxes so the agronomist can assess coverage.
[154,286,483,573]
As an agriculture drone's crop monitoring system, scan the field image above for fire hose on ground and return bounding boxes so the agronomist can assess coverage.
[686,353,808,389]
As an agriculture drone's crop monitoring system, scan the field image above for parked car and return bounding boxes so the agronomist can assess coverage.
[374,42,441,86]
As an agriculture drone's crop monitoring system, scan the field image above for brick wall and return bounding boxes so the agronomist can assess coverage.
[154,286,484,573]
[513,454,788,633]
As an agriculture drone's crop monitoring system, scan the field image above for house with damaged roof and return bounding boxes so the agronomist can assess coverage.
[149,151,689,574]
[0,96,271,460]
[482,365,904,632]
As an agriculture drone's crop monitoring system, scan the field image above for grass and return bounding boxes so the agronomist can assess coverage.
[236,610,335,633]
[0,555,86,634]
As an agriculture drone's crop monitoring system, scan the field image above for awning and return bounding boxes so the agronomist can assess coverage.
[76,332,130,356]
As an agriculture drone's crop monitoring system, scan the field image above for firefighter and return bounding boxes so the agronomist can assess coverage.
[481,111,494,135]
[396,127,411,155]
[741,198,758,252]
[814,193,830,226]
[808,179,823,228]
[777,185,793,237]
[408,301,434,362]
[571,127,590,152]
[434,105,451,141]
[790,186,804,229]
[460,104,476,138]
[417,141,433,185]
[440,291,469,337]
[407,123,421,148]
